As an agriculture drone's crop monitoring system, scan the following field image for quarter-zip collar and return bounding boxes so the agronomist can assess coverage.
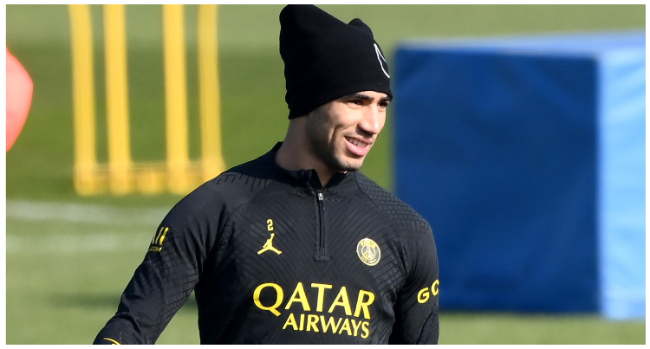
[261,142,353,191]
[259,142,350,262]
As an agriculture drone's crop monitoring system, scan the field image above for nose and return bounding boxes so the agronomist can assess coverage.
[358,105,383,136]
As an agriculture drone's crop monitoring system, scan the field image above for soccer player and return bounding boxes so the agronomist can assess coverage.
[94,5,439,344]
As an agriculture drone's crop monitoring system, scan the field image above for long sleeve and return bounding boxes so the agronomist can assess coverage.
[388,222,440,344]
[93,185,224,344]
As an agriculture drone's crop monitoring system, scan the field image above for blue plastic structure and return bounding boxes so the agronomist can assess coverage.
[394,31,645,319]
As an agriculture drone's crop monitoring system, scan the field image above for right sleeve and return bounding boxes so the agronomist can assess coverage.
[93,185,225,344]
[388,218,440,344]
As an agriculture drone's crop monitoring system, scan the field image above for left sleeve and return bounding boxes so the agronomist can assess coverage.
[388,220,440,344]
[93,184,224,344]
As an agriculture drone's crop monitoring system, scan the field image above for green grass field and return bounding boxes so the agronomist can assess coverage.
[6,5,646,344]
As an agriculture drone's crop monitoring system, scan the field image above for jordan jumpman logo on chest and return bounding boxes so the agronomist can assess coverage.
[258,219,282,255]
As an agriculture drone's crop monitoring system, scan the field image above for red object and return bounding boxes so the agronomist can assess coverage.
[6,48,34,151]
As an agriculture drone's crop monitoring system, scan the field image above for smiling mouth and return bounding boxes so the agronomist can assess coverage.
[345,136,370,148]
[344,136,373,158]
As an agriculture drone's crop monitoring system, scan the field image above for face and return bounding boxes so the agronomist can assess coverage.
[306,90,391,172]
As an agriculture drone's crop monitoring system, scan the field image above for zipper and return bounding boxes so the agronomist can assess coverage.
[315,189,328,261]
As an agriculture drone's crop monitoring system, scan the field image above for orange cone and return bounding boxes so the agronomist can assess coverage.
[6,48,34,151]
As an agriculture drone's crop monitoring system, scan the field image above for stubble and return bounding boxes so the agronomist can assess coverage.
[306,109,360,173]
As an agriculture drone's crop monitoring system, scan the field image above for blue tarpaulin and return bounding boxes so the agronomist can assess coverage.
[393,31,645,319]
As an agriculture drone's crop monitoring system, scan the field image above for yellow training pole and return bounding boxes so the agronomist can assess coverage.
[104,4,133,194]
[163,4,190,194]
[198,4,226,182]
[69,5,99,195]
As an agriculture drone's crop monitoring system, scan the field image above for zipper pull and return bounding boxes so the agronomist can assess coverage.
[317,192,324,201]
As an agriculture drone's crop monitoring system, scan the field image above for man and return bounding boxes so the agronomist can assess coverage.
[94,5,439,344]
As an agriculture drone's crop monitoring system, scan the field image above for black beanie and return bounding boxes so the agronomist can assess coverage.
[279,5,392,119]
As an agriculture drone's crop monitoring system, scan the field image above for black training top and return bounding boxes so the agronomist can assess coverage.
[94,143,439,344]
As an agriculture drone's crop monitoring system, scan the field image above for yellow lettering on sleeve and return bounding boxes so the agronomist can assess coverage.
[432,279,440,296]
[417,287,430,303]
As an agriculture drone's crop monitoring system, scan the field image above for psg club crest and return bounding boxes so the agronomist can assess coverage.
[356,238,381,266]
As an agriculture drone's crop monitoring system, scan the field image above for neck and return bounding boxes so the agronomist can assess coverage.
[275,118,337,187]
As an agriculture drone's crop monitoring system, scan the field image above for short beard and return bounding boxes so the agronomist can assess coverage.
[306,109,360,173]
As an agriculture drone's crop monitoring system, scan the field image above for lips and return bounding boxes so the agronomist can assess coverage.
[344,136,372,157]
